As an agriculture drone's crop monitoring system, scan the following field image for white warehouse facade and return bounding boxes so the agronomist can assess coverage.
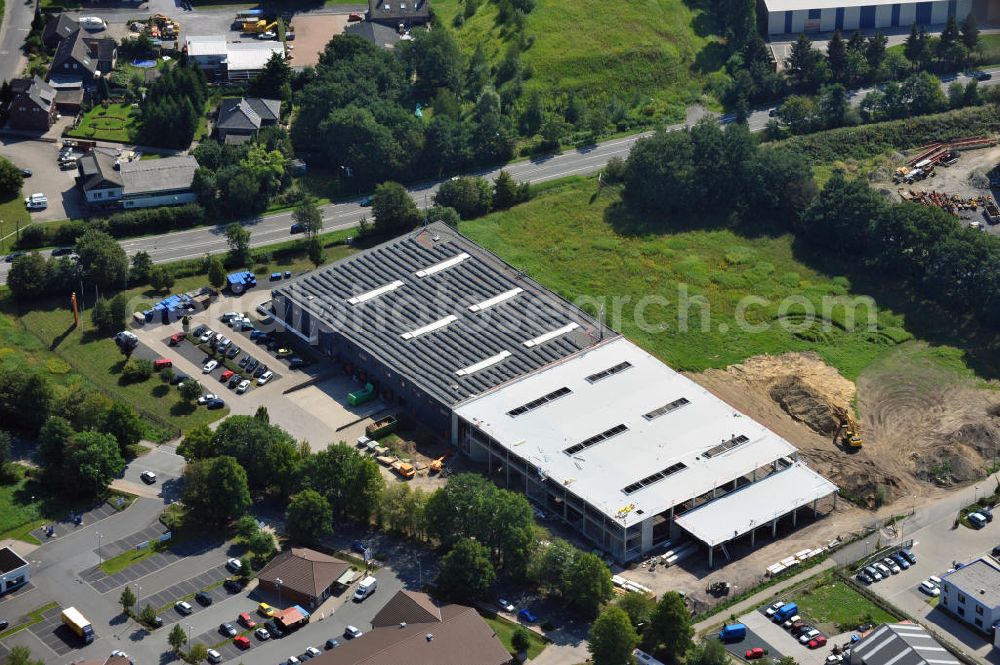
[764,0,976,35]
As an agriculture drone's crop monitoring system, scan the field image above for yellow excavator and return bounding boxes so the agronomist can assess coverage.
[833,406,863,449]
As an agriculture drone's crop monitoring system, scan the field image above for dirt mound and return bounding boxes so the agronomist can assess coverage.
[768,376,841,436]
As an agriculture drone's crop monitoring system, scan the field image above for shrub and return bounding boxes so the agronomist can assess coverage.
[121,358,153,383]
[19,225,45,248]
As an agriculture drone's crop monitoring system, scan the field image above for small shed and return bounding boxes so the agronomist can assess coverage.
[227,271,257,295]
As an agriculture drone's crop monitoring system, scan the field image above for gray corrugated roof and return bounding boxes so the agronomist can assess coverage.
[120,155,198,196]
[943,557,1000,609]
[851,624,959,665]
[274,223,612,408]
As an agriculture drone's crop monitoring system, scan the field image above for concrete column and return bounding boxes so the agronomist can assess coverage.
[751,527,756,548]
[772,518,778,537]
[813,499,818,515]
[709,546,714,568]
[793,507,798,527]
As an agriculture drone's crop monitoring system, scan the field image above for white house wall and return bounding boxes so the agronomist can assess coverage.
[122,192,197,209]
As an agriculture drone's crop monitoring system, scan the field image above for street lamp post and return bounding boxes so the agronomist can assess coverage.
[275,577,283,608]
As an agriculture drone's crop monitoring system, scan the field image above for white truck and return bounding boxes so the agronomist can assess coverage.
[353,576,377,602]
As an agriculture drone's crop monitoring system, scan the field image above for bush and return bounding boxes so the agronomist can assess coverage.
[121,358,153,383]
[19,225,45,248]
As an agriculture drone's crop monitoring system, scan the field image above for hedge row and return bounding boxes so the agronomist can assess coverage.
[19,204,208,248]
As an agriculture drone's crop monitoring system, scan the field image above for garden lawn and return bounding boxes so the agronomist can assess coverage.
[460,177,920,380]
[65,103,140,144]
[794,573,899,632]
[0,195,30,252]
[482,615,547,660]
[432,0,724,123]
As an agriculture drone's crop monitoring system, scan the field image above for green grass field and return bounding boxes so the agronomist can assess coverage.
[0,196,30,253]
[100,539,169,574]
[65,103,140,144]
[482,615,547,660]
[461,177,919,380]
[433,0,723,123]
[794,573,898,632]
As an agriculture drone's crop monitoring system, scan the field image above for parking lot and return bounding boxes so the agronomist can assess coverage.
[27,605,94,656]
[167,329,283,396]
[0,137,86,221]
[28,497,125,543]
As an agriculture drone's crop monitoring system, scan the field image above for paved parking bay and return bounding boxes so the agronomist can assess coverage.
[0,137,86,221]
[167,334,282,394]
[727,612,788,662]
[29,498,125,542]
[190,621,271,663]
[27,605,93,656]
[140,567,232,619]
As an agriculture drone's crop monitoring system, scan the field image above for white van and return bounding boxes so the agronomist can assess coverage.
[353,576,377,602]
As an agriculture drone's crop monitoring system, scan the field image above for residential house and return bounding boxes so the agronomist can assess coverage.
[42,13,80,49]
[48,29,116,83]
[0,547,30,595]
[940,557,1000,634]
[7,76,57,131]
[345,20,404,49]
[849,623,960,665]
[215,97,281,144]
[78,152,199,209]
[367,0,431,26]
[256,548,353,610]
[309,589,513,665]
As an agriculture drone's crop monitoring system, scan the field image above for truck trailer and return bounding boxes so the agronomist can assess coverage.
[61,607,95,643]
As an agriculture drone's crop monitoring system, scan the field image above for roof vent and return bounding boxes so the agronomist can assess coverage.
[426,633,433,641]
[400,622,407,628]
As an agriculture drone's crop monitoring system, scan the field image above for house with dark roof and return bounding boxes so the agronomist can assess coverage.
[367,0,431,26]
[849,623,959,665]
[49,29,116,82]
[344,20,403,49]
[311,589,513,665]
[42,13,80,49]
[0,546,30,595]
[257,548,352,609]
[215,97,281,144]
[7,76,57,131]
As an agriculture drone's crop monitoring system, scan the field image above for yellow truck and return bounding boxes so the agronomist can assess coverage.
[61,607,94,644]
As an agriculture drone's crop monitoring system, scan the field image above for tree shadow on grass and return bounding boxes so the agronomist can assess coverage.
[151,385,170,398]
[693,41,730,74]
[170,401,196,417]
[49,323,77,351]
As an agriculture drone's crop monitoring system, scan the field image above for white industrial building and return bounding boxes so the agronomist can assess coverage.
[454,336,838,565]
[763,0,975,35]
[273,224,839,565]
[184,36,284,81]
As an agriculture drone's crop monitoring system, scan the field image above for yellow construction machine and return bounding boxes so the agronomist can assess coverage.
[833,406,863,449]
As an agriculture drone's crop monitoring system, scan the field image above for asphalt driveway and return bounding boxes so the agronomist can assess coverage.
[0,137,86,221]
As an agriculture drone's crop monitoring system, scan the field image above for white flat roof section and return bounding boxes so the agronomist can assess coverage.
[674,464,838,546]
[764,0,922,12]
[455,337,824,523]
[226,42,285,72]
[185,35,227,56]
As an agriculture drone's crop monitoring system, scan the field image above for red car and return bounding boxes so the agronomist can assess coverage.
[348,12,363,21]
[745,648,765,660]
[220,370,235,382]
[169,332,186,345]
[809,636,828,649]
[238,612,256,629]
[233,635,251,649]
[153,358,173,370]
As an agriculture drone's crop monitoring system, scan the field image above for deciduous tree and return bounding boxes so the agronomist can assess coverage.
[182,455,252,525]
[589,605,638,665]
[373,181,421,234]
[435,537,496,603]
[286,488,333,544]
[644,592,693,659]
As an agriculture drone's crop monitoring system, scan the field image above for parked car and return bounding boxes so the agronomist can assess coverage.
[792,624,814,637]
[901,549,917,564]
[789,620,806,634]
[809,636,828,649]
[874,563,892,578]
[226,344,241,359]
[799,629,821,644]
[344,625,363,639]
[233,635,251,649]
[781,615,800,628]
[51,247,74,256]
[140,470,157,484]
[982,506,994,522]
[304,647,321,659]
[19,168,32,177]
[891,553,910,570]
[220,370,235,383]
[289,357,310,369]
[864,565,883,582]
[169,332,186,345]
[276,347,293,357]
[207,648,222,664]
[765,602,785,617]
[856,571,873,585]
[197,392,218,405]
[882,557,901,574]
[239,354,251,368]
[236,379,251,393]
[254,627,271,640]
[219,623,237,637]
[250,330,269,341]
[220,312,240,322]
[971,70,993,81]
[257,370,274,385]
[227,558,243,573]
[286,658,301,665]
[247,358,259,373]
[223,579,242,592]
[919,580,941,596]
[324,638,340,649]
[746,648,765,660]
[150,615,163,628]
[195,591,213,606]
[228,373,243,388]
[498,598,515,613]
[254,364,269,378]
[929,575,942,586]
[206,398,225,409]
[258,602,277,617]
[169,372,188,386]
[970,512,988,529]
[359,195,372,206]
[175,601,193,615]
[153,358,173,370]
[198,329,215,343]
[265,619,284,638]
[238,612,256,628]
[518,608,537,623]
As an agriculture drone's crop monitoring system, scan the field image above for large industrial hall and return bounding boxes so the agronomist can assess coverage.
[271,223,839,564]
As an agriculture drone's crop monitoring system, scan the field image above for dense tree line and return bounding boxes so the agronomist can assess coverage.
[136,62,209,149]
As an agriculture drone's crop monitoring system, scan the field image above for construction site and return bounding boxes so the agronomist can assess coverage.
[882,135,1000,231]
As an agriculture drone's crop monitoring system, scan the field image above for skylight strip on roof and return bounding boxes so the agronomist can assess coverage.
[506,386,572,417]
[643,397,691,421]
[563,423,629,456]
[455,350,512,376]
[585,361,633,383]
[523,322,580,348]
[702,434,751,458]
[469,287,524,312]
[414,252,470,278]
[347,279,405,305]
[400,314,458,340]
[622,462,688,495]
